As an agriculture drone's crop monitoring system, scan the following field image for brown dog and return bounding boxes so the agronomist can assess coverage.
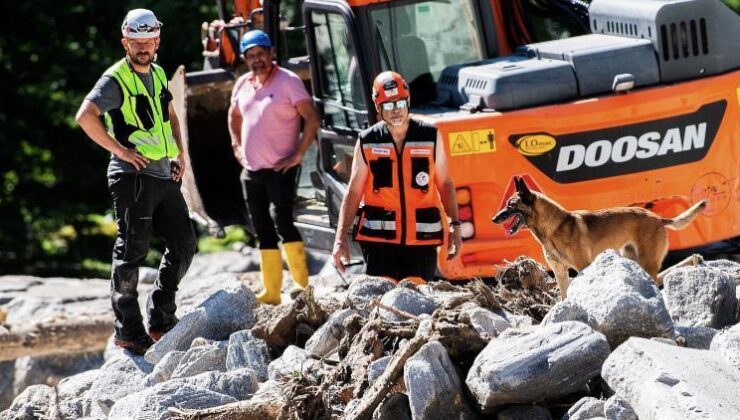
[492,177,708,298]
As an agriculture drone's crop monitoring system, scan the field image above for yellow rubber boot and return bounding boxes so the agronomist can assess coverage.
[283,241,309,288]
[257,249,283,305]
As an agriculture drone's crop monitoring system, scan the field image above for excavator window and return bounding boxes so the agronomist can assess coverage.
[369,0,486,106]
[311,11,368,132]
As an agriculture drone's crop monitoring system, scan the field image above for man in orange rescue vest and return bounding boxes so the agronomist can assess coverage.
[332,71,462,281]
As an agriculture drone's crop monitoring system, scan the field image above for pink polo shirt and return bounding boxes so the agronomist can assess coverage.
[231,65,312,170]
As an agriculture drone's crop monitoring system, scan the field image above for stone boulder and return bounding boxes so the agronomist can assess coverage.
[709,323,740,371]
[170,341,228,379]
[107,381,237,420]
[404,341,477,419]
[83,353,153,414]
[268,345,318,381]
[563,250,674,346]
[146,283,257,364]
[4,384,56,420]
[372,393,411,420]
[663,265,736,328]
[602,337,740,419]
[604,395,637,420]
[564,397,604,420]
[673,325,718,349]
[167,368,258,401]
[378,288,436,322]
[346,275,397,308]
[226,330,271,381]
[304,308,358,357]
[145,350,186,386]
[466,321,610,413]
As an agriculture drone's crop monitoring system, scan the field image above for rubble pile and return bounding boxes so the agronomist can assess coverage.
[3,249,740,419]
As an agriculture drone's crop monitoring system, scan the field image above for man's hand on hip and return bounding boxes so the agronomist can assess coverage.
[171,157,186,182]
[116,148,149,170]
[274,152,303,173]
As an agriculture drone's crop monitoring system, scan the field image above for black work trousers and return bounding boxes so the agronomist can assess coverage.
[240,166,302,249]
[108,172,197,341]
[361,242,437,282]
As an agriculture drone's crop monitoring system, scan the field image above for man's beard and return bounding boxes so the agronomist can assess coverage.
[386,114,406,127]
[130,51,154,66]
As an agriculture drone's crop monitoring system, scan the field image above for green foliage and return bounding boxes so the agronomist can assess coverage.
[0,1,215,276]
[198,226,249,253]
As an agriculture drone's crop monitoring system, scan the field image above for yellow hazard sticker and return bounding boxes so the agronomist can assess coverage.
[448,129,496,156]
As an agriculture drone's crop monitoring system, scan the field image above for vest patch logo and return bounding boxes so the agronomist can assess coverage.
[415,171,430,187]
[515,134,557,156]
[509,101,726,183]
[371,147,391,156]
[410,148,431,155]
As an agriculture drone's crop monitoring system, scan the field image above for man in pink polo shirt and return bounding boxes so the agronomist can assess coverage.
[228,30,320,305]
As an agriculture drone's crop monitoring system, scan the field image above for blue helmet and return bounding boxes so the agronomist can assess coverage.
[240,30,272,54]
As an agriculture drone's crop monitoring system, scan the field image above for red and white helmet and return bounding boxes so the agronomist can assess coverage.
[121,9,163,39]
[372,71,410,106]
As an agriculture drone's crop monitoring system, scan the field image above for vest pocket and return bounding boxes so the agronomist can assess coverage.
[132,94,155,130]
[411,157,430,192]
[357,205,397,239]
[369,157,393,192]
[415,207,443,240]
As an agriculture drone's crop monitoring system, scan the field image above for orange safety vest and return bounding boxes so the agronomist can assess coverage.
[354,119,444,246]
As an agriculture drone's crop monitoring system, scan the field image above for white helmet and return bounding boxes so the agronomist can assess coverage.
[121,9,162,39]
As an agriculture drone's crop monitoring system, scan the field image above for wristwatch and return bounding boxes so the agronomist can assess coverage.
[449,220,462,228]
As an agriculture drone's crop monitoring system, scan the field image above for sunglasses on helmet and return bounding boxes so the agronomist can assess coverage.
[380,99,408,112]
[126,22,161,33]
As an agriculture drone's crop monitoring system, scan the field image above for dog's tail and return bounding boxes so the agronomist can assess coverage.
[662,199,708,230]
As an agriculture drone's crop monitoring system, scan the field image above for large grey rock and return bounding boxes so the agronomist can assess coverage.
[709,323,740,371]
[705,259,740,286]
[175,272,243,316]
[541,300,588,326]
[496,404,552,420]
[604,395,637,420]
[305,308,358,357]
[673,325,718,349]
[4,384,56,420]
[368,356,391,383]
[466,321,610,413]
[565,397,604,420]
[13,352,103,397]
[404,341,476,419]
[145,350,186,385]
[378,288,436,322]
[171,341,228,379]
[55,370,102,420]
[168,368,258,401]
[602,337,740,419]
[372,393,412,420]
[268,345,318,381]
[346,275,397,308]
[226,330,271,381]
[565,250,674,346]
[84,354,153,414]
[462,304,510,339]
[107,381,237,420]
[663,266,736,328]
[146,283,257,364]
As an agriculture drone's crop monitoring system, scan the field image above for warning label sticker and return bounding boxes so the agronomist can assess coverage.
[448,129,496,156]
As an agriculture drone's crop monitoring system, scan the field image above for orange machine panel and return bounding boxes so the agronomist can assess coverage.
[430,70,740,279]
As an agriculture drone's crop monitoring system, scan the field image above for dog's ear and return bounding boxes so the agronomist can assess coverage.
[514,176,523,193]
[519,178,534,205]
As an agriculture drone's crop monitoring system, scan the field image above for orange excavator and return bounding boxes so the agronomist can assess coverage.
[171,0,740,279]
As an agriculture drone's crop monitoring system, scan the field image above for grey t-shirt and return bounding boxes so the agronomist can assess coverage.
[85,71,172,179]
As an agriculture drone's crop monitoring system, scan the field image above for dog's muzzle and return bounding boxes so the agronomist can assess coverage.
[492,207,525,236]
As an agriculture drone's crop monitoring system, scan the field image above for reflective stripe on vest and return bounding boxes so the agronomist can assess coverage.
[103,59,179,160]
[354,120,444,246]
